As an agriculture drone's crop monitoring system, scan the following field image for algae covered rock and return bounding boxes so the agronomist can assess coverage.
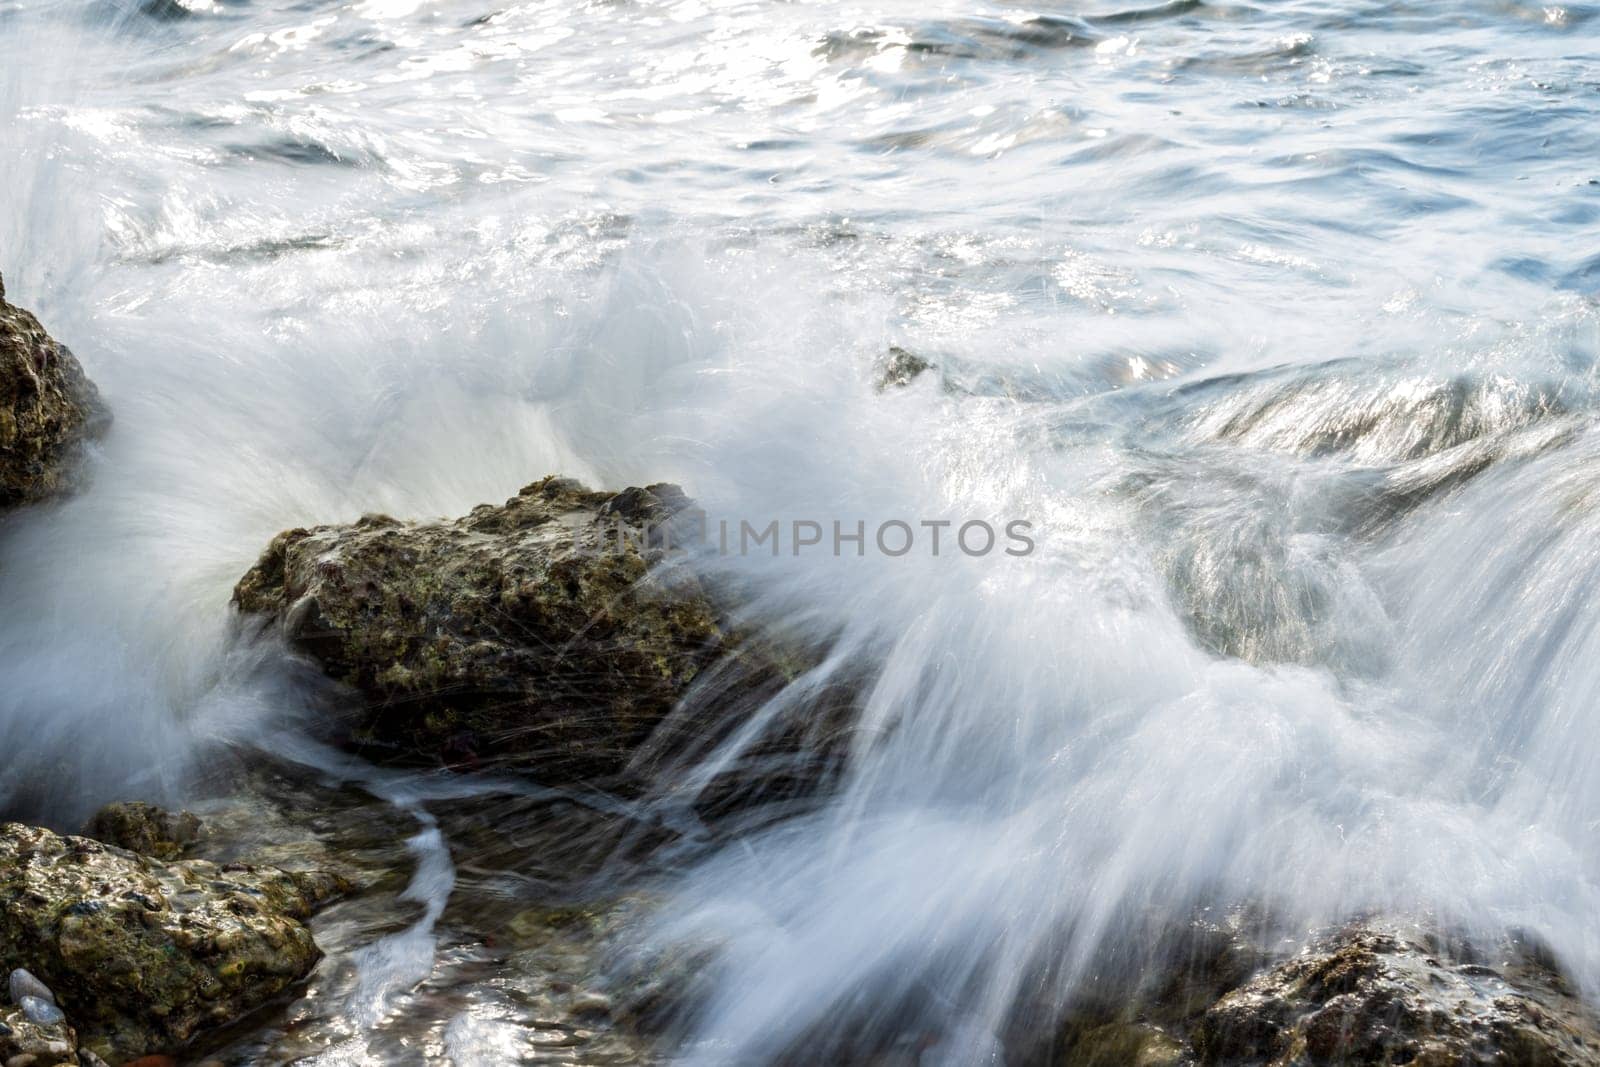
[0,273,107,509]
[0,822,337,1062]
[1193,923,1600,1065]
[233,476,767,782]
[84,802,203,861]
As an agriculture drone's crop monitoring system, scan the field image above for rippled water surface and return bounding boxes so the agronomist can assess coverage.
[3,0,1600,1063]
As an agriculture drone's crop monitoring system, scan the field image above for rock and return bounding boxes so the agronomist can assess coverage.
[232,476,810,785]
[14,1004,59,1031]
[1185,367,1566,464]
[71,1053,106,1067]
[1192,923,1600,1065]
[0,272,108,510]
[608,934,723,1038]
[0,822,343,1062]
[875,344,933,391]
[0,1003,78,1067]
[82,803,203,862]
[6,971,53,1007]
[569,990,612,1017]
[1061,1022,1186,1066]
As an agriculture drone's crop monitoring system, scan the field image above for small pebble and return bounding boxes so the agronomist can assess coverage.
[17,998,63,1028]
[76,1053,109,1067]
[6,971,53,1008]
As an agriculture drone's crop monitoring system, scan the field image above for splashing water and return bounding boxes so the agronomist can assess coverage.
[4,0,1600,1062]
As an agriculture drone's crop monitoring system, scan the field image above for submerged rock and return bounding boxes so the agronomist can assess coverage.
[1130,462,1388,671]
[0,822,342,1062]
[84,802,204,861]
[1184,367,1567,465]
[233,476,807,785]
[1193,923,1600,1065]
[0,273,108,510]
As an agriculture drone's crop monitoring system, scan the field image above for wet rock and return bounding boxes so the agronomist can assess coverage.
[568,990,613,1017]
[7,971,54,1007]
[0,821,342,1062]
[875,345,933,390]
[1006,907,1273,1067]
[0,272,108,510]
[0,1003,78,1067]
[71,1053,107,1067]
[83,803,203,862]
[607,933,723,1038]
[1192,923,1600,1065]
[1184,366,1566,465]
[1058,1021,1186,1066]
[16,1002,61,1030]
[233,476,805,785]
[1131,462,1388,670]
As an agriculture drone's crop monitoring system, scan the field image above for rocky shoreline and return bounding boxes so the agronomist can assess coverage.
[14,802,1600,1067]
[3,279,1600,1065]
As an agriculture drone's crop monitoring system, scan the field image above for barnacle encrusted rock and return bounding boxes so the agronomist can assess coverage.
[233,476,773,781]
[0,822,340,1062]
[1193,923,1600,1065]
[0,273,107,509]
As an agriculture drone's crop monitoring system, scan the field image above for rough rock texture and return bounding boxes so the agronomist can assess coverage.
[0,822,343,1062]
[233,476,808,784]
[0,273,107,509]
[1193,924,1600,1066]
[0,1003,80,1067]
[1000,914,1600,1067]
[875,344,933,390]
[84,803,203,861]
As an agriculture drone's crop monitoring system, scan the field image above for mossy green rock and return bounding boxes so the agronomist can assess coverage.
[0,822,337,1062]
[233,476,751,781]
[0,273,107,509]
